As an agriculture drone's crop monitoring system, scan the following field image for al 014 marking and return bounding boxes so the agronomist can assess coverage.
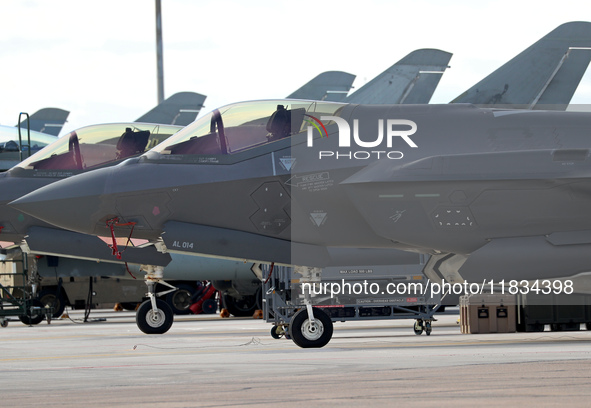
[171,240,194,249]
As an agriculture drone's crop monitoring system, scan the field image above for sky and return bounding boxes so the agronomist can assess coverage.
[1,0,591,135]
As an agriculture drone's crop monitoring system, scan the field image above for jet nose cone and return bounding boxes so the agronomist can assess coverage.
[9,168,112,235]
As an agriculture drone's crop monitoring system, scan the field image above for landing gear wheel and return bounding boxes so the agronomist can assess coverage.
[414,319,424,335]
[166,284,196,315]
[289,307,333,348]
[19,299,45,325]
[136,299,174,334]
[38,289,66,318]
[202,299,217,314]
[270,325,284,339]
[222,293,258,317]
[425,321,432,336]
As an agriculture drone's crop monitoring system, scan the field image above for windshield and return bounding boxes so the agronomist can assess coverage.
[150,100,346,156]
[17,123,182,171]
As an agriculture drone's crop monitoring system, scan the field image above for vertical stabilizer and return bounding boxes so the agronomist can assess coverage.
[287,71,356,102]
[346,49,452,104]
[452,22,591,110]
[16,108,70,136]
[135,92,207,126]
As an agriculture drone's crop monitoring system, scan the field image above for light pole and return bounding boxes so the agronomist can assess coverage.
[155,0,164,104]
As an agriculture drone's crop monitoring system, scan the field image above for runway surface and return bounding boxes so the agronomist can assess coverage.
[1,309,590,407]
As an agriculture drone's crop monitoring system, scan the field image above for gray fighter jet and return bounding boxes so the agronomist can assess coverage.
[12,99,590,335]
[0,60,448,329]
[11,22,591,341]
[17,98,591,271]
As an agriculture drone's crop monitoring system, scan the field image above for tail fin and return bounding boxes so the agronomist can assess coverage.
[16,108,70,136]
[452,21,591,110]
[135,92,207,126]
[346,49,452,104]
[287,71,356,102]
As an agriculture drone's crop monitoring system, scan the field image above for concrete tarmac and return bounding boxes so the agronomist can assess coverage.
[1,309,590,407]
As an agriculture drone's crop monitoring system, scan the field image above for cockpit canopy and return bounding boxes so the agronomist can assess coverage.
[0,128,56,153]
[16,123,182,171]
[150,100,346,156]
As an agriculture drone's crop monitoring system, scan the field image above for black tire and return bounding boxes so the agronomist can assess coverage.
[166,284,196,315]
[1,320,8,328]
[270,325,283,339]
[136,299,174,334]
[222,293,259,317]
[414,319,424,335]
[289,307,333,348]
[38,289,66,318]
[19,299,46,325]
[201,299,217,314]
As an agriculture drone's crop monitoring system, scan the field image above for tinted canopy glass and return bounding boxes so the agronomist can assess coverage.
[0,127,56,154]
[151,100,346,156]
[17,123,182,171]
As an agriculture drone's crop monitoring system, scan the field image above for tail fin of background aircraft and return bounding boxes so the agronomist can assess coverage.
[16,108,70,136]
[135,92,207,126]
[345,49,453,104]
[451,21,591,110]
[287,71,356,102]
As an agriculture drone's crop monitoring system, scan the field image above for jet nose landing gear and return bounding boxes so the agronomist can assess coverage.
[136,298,173,334]
[289,307,333,348]
[135,265,176,334]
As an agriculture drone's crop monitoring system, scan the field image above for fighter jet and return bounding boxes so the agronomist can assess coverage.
[0,51,454,324]
[15,97,591,266]
[11,23,591,342]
